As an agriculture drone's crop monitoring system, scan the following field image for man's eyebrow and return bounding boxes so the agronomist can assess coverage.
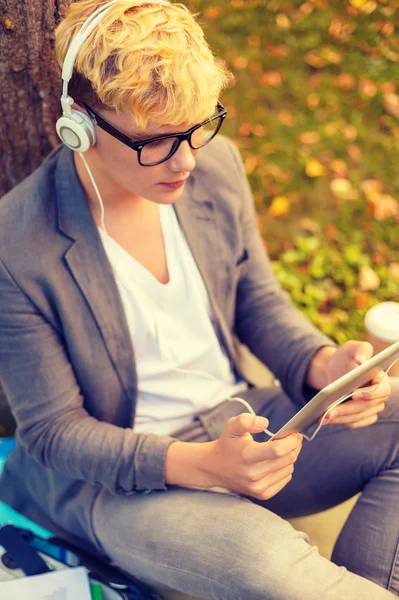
[131,130,170,141]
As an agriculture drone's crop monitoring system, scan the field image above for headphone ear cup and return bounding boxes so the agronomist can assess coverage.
[56,110,96,152]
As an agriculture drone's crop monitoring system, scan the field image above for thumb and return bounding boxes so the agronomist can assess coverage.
[353,341,373,365]
[227,413,269,438]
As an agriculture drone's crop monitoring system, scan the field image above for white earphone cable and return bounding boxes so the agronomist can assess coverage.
[79,152,107,234]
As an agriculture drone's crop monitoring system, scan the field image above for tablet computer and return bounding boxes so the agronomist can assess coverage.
[269,340,399,441]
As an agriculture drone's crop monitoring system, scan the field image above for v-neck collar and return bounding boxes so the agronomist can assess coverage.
[97,204,177,296]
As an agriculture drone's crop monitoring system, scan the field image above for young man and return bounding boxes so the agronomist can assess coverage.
[0,1,398,598]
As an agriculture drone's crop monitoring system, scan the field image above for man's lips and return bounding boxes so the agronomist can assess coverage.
[159,178,188,184]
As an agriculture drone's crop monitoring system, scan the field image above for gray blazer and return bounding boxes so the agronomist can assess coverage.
[0,135,332,551]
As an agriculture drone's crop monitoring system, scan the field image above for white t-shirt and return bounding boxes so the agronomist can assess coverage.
[98,203,247,435]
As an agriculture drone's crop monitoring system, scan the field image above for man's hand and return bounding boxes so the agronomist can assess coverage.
[165,414,303,500]
[202,413,302,499]
[321,340,391,429]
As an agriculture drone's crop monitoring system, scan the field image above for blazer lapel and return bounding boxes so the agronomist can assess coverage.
[55,148,137,402]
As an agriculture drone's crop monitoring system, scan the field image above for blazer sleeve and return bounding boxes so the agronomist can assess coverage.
[227,140,337,405]
[0,257,176,493]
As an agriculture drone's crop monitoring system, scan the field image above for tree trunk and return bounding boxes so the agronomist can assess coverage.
[0,0,72,435]
[0,0,72,196]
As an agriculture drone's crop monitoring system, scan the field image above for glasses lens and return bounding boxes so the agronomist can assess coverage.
[140,137,179,166]
[190,117,222,150]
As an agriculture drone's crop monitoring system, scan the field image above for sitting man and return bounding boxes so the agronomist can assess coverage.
[0,1,398,598]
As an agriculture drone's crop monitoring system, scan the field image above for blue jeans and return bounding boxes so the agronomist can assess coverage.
[91,379,399,599]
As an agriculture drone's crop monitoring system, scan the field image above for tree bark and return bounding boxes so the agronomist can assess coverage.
[0,1,72,434]
[0,0,72,196]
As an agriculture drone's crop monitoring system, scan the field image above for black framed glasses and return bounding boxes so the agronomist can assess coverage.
[79,101,227,166]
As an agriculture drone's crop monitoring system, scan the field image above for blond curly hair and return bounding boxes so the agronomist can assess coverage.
[55,0,233,130]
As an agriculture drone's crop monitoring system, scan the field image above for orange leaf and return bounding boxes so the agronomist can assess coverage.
[325,223,338,238]
[359,79,378,97]
[203,7,226,19]
[278,109,295,127]
[260,71,283,87]
[367,194,399,220]
[355,291,370,310]
[336,73,356,90]
[383,93,399,118]
[298,131,321,144]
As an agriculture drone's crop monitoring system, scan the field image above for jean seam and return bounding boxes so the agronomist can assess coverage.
[387,533,399,593]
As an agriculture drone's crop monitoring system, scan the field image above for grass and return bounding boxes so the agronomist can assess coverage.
[187,0,399,344]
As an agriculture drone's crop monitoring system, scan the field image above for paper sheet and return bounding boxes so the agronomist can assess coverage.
[0,566,92,600]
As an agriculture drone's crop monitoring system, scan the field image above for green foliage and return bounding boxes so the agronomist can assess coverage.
[187,0,399,344]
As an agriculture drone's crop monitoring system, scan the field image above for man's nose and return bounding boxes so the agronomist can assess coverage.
[168,140,197,172]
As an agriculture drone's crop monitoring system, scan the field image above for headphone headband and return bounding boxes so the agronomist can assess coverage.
[57,0,171,151]
[60,0,170,114]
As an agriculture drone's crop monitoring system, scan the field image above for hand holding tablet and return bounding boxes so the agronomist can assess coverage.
[269,341,399,441]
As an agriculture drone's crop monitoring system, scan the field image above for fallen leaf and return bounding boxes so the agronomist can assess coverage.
[330,178,358,200]
[269,196,290,217]
[247,34,260,47]
[298,131,321,144]
[349,0,367,7]
[306,93,320,110]
[276,14,291,29]
[330,159,348,176]
[305,49,342,68]
[383,93,399,118]
[380,82,396,94]
[299,218,320,232]
[367,193,399,220]
[253,124,267,137]
[203,7,226,19]
[361,179,383,196]
[239,122,252,137]
[355,291,370,310]
[260,71,283,87]
[278,109,296,127]
[233,56,249,70]
[359,79,378,97]
[389,263,399,281]
[329,17,356,41]
[325,223,338,237]
[305,158,326,177]
[244,154,259,175]
[359,266,380,291]
[348,144,362,162]
[343,124,358,141]
[336,73,356,90]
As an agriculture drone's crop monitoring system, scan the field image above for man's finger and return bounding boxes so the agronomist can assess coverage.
[347,414,379,429]
[352,380,391,400]
[253,472,294,501]
[327,402,385,425]
[329,397,387,418]
[227,413,269,438]
[249,449,301,478]
[243,433,302,464]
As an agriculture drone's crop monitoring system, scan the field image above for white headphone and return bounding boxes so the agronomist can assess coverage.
[56,0,170,152]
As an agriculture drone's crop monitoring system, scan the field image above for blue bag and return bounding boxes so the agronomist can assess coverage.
[0,524,162,600]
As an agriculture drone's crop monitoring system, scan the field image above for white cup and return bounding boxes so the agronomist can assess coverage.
[365,302,399,377]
